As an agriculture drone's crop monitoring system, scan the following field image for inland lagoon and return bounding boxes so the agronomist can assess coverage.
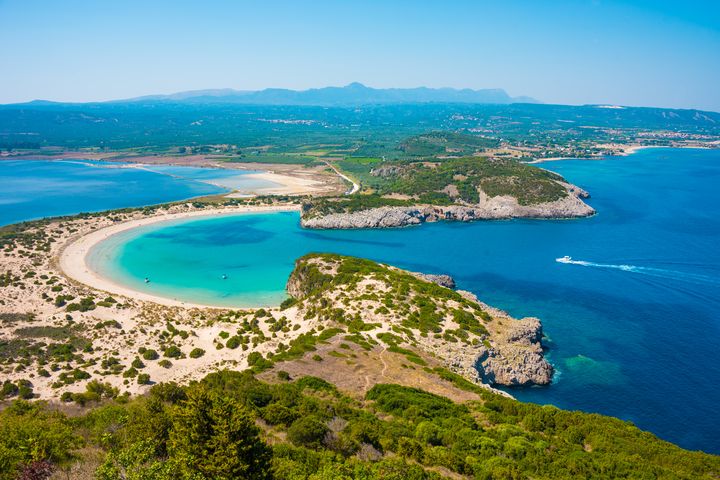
[0,159,280,225]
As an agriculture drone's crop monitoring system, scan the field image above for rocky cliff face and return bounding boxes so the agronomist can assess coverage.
[301,184,594,229]
[286,254,553,389]
[477,317,553,386]
[410,272,456,289]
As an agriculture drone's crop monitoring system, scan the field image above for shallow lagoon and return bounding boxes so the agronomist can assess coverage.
[87,148,720,452]
[0,159,279,225]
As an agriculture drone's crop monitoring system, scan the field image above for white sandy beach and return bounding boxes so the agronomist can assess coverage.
[241,171,328,195]
[59,204,300,309]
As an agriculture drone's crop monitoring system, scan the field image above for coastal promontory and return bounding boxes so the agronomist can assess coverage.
[300,157,594,228]
[284,253,553,387]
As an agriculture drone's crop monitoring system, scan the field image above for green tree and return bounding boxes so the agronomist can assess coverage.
[0,401,81,480]
[168,386,272,480]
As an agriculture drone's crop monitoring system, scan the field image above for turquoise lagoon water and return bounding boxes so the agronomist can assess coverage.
[0,159,279,226]
[89,148,720,452]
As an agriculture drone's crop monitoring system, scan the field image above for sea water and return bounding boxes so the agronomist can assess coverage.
[76,148,720,452]
[0,159,279,225]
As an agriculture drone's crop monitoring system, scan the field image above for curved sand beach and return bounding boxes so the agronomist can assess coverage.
[59,205,300,309]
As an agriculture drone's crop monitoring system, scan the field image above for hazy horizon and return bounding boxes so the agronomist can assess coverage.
[0,82,539,105]
[1,0,719,111]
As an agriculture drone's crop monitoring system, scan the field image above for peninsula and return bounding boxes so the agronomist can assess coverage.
[300,157,594,228]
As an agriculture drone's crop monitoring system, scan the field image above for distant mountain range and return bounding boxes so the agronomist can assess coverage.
[118,83,539,106]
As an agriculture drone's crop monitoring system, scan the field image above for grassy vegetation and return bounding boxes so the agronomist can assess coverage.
[1,370,718,479]
[334,156,384,187]
[399,131,500,158]
[224,152,319,165]
[302,194,413,218]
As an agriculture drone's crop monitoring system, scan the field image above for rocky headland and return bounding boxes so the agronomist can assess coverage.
[285,253,553,388]
[301,184,594,229]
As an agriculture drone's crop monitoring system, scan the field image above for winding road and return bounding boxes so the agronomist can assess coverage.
[324,160,360,195]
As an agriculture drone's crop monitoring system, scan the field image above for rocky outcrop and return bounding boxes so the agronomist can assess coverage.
[477,317,553,386]
[301,185,594,229]
[411,272,456,289]
[285,256,336,299]
[370,164,408,178]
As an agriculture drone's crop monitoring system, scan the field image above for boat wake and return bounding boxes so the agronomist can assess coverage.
[556,256,720,286]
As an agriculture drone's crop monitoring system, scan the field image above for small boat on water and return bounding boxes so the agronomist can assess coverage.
[556,255,573,263]
[144,277,150,283]
[222,274,228,280]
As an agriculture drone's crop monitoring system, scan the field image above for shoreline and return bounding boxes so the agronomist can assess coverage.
[59,204,300,309]
[524,144,707,164]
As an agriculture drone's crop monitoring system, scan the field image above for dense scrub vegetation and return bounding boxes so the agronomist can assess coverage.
[1,370,718,479]
[289,253,491,340]
[371,157,568,204]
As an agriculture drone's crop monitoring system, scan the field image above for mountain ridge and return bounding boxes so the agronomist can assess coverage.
[21,83,540,106]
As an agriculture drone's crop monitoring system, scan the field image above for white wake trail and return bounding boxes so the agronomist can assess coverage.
[556,256,720,286]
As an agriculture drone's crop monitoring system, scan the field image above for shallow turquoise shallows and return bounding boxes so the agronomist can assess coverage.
[0,159,280,225]
[87,148,720,453]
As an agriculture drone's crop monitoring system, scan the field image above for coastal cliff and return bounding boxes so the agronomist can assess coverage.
[285,253,553,387]
[301,183,594,229]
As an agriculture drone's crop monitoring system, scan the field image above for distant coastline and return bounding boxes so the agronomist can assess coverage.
[525,144,712,164]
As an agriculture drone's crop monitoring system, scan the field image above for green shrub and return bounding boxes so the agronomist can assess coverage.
[280,297,297,310]
[261,404,299,426]
[189,348,205,359]
[131,357,145,369]
[226,336,241,349]
[167,387,272,479]
[287,416,329,450]
[164,346,183,359]
[142,349,159,360]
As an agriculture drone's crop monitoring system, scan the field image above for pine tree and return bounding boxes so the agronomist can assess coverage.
[168,386,272,480]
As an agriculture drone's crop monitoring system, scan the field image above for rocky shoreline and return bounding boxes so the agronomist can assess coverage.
[286,254,554,389]
[301,184,594,229]
[427,289,553,388]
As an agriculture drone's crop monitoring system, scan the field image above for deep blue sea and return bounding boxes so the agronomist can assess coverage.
[10,149,720,452]
[0,159,279,225]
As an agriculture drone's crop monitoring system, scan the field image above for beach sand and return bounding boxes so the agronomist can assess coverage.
[235,171,328,196]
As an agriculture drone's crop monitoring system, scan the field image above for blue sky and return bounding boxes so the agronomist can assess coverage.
[1,0,719,111]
